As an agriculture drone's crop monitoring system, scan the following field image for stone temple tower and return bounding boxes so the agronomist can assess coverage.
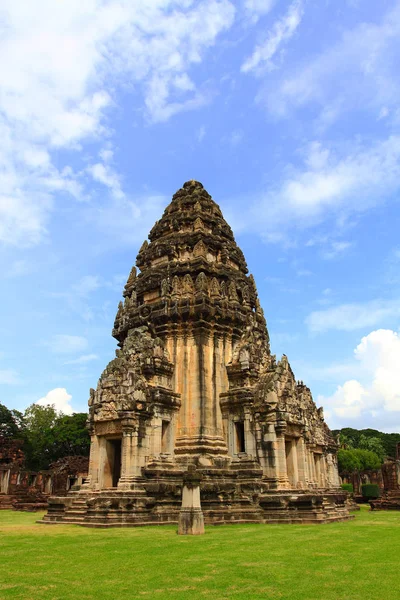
[44,181,350,526]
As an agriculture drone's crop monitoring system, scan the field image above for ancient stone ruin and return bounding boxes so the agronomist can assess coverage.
[43,180,349,526]
[0,451,88,512]
[370,443,400,511]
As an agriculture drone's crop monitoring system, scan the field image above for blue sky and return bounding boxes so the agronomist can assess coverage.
[1,0,400,432]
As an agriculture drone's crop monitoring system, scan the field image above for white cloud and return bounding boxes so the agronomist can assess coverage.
[0,369,21,385]
[296,268,312,277]
[197,125,206,142]
[226,129,244,146]
[295,362,356,384]
[306,299,400,333]
[320,330,400,428]
[87,163,124,199]
[45,335,89,354]
[36,387,74,415]
[243,0,276,23]
[4,260,31,278]
[278,137,400,216]
[71,276,102,298]
[242,0,303,73]
[91,194,168,246]
[64,354,98,365]
[322,241,353,260]
[245,135,400,239]
[0,0,235,247]
[50,275,102,322]
[263,3,400,121]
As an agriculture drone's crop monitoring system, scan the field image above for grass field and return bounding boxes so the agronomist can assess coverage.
[1,506,399,600]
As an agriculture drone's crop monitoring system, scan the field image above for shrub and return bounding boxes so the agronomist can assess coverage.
[361,484,380,499]
[341,483,353,493]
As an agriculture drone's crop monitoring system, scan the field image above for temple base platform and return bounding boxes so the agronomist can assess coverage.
[39,467,351,527]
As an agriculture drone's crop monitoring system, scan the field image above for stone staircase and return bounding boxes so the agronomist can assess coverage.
[320,495,351,522]
[0,495,14,510]
[60,496,89,524]
[40,491,102,525]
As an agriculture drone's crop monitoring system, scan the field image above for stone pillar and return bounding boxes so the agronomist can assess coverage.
[331,454,341,487]
[257,422,277,483]
[275,421,290,489]
[314,453,321,487]
[307,448,316,488]
[296,437,307,488]
[286,438,299,488]
[118,418,144,491]
[149,416,162,458]
[1,469,10,494]
[81,432,100,490]
[320,455,327,488]
[178,468,205,535]
[325,453,338,488]
[244,412,256,458]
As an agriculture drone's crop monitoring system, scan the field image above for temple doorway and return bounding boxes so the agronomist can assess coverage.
[111,439,122,487]
[101,438,122,488]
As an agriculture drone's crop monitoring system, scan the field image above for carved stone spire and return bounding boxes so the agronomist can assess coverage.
[43,180,349,528]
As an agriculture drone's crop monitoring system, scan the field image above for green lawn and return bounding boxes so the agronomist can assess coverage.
[0,507,399,600]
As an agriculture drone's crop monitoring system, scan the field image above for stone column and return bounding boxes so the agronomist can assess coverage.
[118,417,144,492]
[296,437,307,489]
[325,453,337,488]
[320,455,327,488]
[286,438,299,488]
[314,453,322,487]
[81,432,100,490]
[275,421,290,489]
[1,469,10,494]
[150,416,162,457]
[307,448,316,488]
[244,412,256,458]
[257,422,277,483]
[178,468,205,535]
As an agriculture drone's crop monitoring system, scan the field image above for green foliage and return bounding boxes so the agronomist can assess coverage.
[361,484,380,499]
[358,435,386,462]
[23,404,60,470]
[23,405,90,470]
[333,427,400,460]
[341,483,353,493]
[24,403,58,431]
[338,432,355,449]
[51,413,90,459]
[0,402,24,439]
[338,449,361,472]
[338,448,381,473]
[1,401,90,471]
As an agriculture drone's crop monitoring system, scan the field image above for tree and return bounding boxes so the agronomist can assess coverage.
[358,435,386,462]
[338,448,381,473]
[23,404,59,470]
[52,413,90,459]
[0,402,24,439]
[22,404,90,470]
[333,427,400,460]
[338,432,354,449]
[338,449,361,472]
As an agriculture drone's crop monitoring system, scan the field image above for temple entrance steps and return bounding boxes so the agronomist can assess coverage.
[60,497,90,524]
[39,491,101,525]
[0,495,14,509]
